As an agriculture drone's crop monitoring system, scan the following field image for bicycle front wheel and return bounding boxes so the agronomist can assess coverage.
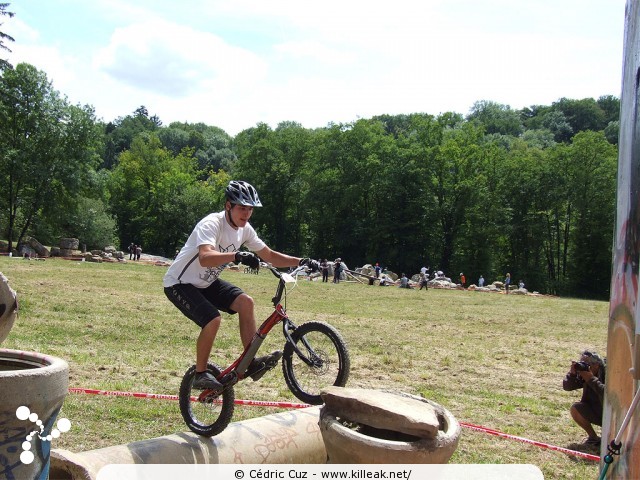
[179,363,235,437]
[282,321,350,405]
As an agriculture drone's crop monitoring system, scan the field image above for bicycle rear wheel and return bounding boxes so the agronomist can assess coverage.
[179,363,235,437]
[282,321,350,405]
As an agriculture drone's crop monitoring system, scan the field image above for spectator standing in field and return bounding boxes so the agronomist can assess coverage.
[333,258,343,283]
[478,275,485,287]
[459,272,466,287]
[374,263,381,278]
[419,269,429,290]
[320,259,330,283]
[136,245,142,261]
[504,273,511,293]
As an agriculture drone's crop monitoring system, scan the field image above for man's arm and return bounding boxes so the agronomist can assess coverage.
[562,363,584,391]
[198,244,235,267]
[256,246,301,268]
[581,370,605,403]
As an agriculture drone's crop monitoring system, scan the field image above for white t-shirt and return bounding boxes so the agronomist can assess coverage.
[163,211,266,288]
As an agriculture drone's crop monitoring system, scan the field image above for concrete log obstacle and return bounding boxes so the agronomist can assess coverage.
[50,406,325,480]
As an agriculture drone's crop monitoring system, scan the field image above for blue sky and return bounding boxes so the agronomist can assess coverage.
[3,0,628,135]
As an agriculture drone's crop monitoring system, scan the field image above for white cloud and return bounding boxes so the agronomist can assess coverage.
[94,19,268,98]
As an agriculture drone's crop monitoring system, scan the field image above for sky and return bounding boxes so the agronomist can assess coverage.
[2,0,629,136]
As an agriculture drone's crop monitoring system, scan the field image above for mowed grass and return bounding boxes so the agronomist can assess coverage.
[0,257,608,478]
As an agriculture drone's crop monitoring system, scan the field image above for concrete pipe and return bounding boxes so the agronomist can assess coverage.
[319,388,461,464]
[50,406,325,480]
[0,348,70,480]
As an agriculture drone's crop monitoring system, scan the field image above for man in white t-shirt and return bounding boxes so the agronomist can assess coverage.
[164,180,317,391]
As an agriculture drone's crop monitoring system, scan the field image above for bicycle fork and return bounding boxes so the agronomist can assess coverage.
[283,320,324,369]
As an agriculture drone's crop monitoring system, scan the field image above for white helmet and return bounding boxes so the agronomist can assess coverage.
[225,180,262,207]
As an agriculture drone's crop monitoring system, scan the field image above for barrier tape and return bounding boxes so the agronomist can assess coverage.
[68,387,309,409]
[68,387,600,462]
[460,421,599,462]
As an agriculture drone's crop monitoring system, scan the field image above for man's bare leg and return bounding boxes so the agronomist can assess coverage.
[196,317,221,372]
[570,405,598,439]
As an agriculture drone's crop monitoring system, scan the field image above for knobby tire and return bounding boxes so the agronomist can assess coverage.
[282,321,350,405]
[179,363,235,437]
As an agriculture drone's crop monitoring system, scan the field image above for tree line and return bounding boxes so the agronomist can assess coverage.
[0,62,619,298]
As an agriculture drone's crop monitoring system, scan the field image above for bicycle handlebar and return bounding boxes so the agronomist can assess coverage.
[260,262,309,307]
[260,262,308,278]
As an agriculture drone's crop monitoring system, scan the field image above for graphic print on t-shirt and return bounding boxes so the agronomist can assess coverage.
[198,243,239,284]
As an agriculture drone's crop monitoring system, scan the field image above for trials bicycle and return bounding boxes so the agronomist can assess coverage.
[178,263,351,437]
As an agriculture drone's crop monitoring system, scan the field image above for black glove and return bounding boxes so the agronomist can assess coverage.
[299,258,320,272]
[235,251,260,269]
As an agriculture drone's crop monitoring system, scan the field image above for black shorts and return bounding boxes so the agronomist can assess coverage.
[164,279,244,328]
[573,401,603,427]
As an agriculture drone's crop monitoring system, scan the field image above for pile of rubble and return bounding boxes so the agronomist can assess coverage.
[9,237,131,264]
[353,264,532,294]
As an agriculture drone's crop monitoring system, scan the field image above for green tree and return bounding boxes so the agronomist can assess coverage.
[102,106,161,169]
[467,100,523,136]
[107,133,216,256]
[428,120,485,273]
[552,97,607,134]
[596,95,620,124]
[0,63,101,253]
[159,122,236,175]
[64,197,119,249]
[0,3,14,71]
[233,122,313,254]
[565,131,617,298]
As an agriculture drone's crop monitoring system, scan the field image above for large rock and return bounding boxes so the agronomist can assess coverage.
[59,238,80,250]
[321,387,439,438]
[24,236,50,257]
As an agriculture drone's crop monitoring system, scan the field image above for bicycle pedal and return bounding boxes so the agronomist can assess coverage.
[250,366,270,381]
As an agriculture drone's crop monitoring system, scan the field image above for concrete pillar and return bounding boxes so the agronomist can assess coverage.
[0,349,69,480]
[0,271,18,344]
[604,0,640,477]
[319,388,460,464]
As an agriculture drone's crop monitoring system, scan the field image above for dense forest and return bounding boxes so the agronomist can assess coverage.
[0,62,619,299]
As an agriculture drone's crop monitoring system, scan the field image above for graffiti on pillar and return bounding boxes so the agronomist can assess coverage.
[254,426,299,463]
[15,406,71,465]
[603,0,640,478]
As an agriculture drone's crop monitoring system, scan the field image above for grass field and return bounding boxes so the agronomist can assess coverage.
[0,256,609,479]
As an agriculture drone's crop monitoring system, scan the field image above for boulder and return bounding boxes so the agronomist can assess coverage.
[59,238,80,250]
[24,236,50,257]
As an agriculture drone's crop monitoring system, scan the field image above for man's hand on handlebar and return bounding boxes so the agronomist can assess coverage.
[235,251,260,269]
[299,257,320,272]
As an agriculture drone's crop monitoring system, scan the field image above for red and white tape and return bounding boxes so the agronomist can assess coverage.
[460,421,600,462]
[68,387,309,409]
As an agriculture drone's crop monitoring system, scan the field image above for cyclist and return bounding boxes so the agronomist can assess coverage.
[164,180,318,391]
